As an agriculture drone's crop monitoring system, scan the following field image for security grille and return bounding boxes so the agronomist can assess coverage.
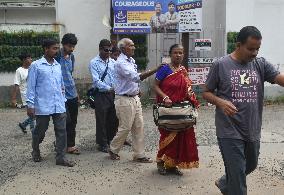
[0,0,55,7]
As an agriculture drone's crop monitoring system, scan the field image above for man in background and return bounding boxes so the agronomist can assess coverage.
[11,53,34,133]
[89,39,118,153]
[56,33,80,155]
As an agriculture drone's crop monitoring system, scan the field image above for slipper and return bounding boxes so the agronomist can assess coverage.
[67,147,81,155]
[108,150,120,160]
[133,157,153,163]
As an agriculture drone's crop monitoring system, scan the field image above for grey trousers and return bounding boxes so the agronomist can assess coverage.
[32,113,67,161]
[217,138,260,195]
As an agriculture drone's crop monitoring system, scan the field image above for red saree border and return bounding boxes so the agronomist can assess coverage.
[157,154,199,169]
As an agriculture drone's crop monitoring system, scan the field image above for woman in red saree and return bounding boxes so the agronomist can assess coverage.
[154,44,199,176]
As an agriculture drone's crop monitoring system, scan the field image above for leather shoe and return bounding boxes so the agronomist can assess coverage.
[19,123,27,134]
[97,145,109,153]
[56,160,75,167]
[31,151,42,162]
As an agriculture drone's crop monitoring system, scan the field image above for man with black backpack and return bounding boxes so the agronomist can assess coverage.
[56,33,80,155]
[89,39,118,153]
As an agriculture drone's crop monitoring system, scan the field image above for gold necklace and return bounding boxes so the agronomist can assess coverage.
[170,64,181,72]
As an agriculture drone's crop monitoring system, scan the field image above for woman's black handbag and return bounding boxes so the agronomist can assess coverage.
[153,101,198,131]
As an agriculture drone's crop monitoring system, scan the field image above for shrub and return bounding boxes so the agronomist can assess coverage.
[227,32,238,54]
[0,30,59,72]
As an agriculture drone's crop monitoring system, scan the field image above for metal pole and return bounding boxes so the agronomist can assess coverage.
[182,33,189,69]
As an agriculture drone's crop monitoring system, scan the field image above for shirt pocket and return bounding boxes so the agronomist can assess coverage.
[37,66,51,86]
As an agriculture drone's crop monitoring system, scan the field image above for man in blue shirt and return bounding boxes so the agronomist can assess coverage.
[26,39,74,167]
[56,33,80,155]
[89,39,118,153]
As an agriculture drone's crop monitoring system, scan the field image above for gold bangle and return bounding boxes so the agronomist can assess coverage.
[162,96,169,102]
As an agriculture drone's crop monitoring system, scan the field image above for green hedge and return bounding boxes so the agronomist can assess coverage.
[0,31,59,46]
[0,45,43,58]
[118,34,148,70]
[0,30,59,72]
[227,32,238,54]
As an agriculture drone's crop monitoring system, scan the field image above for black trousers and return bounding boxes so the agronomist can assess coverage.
[32,113,67,161]
[65,97,78,147]
[93,92,118,147]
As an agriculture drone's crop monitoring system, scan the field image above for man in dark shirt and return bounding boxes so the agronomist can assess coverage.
[203,26,284,195]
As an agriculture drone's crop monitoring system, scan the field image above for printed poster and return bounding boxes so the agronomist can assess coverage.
[112,0,202,34]
[188,67,210,85]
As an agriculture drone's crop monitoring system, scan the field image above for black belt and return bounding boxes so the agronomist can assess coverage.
[122,94,137,97]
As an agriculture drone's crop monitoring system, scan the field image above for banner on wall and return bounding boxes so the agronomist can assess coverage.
[112,0,202,34]
[188,67,210,85]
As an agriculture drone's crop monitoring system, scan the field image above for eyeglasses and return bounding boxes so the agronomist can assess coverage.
[103,48,112,53]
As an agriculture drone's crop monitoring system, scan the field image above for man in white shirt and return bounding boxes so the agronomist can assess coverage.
[11,53,34,133]
[108,38,161,162]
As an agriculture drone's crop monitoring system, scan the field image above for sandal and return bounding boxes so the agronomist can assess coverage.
[67,147,81,155]
[170,167,183,176]
[108,150,120,160]
[157,162,167,175]
[133,157,153,163]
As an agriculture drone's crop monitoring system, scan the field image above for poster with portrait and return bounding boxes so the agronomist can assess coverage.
[112,0,202,34]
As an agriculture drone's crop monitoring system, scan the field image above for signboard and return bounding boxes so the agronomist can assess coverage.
[112,0,202,34]
[188,57,215,64]
[188,67,210,85]
[194,39,212,51]
[177,0,202,33]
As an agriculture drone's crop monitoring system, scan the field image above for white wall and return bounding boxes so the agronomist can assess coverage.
[56,0,111,79]
[0,8,55,24]
[227,0,284,95]
[0,8,57,86]
[226,0,284,66]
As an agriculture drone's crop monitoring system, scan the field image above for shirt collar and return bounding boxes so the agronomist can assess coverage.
[40,56,59,66]
[120,53,134,63]
[96,55,110,64]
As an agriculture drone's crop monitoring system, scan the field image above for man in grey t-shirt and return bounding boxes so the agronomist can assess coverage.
[203,26,284,195]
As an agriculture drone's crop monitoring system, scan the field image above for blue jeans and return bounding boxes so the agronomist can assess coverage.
[217,138,260,195]
[20,116,35,131]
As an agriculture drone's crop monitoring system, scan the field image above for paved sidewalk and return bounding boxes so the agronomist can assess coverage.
[0,106,283,194]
